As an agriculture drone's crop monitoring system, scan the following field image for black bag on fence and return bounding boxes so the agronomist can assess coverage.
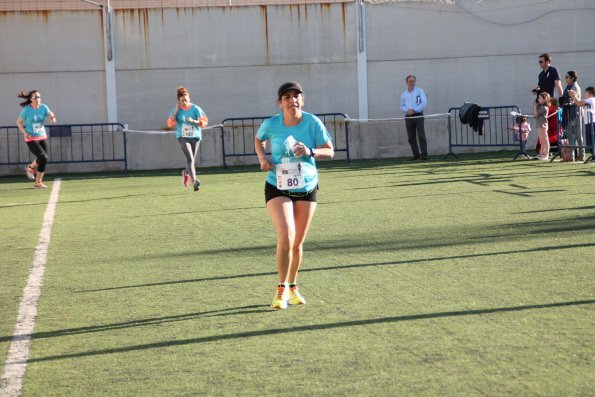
[459,102,484,135]
[459,102,476,124]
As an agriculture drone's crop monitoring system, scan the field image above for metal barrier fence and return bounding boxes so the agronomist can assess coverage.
[220,113,350,168]
[0,123,127,172]
[444,105,527,160]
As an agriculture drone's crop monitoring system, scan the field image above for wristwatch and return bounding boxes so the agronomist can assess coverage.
[309,147,316,157]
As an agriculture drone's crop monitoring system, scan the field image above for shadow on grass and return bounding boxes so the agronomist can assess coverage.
[76,242,595,293]
[95,209,595,264]
[329,164,592,193]
[0,191,186,209]
[0,305,270,344]
[321,155,592,177]
[131,205,264,218]
[350,169,588,191]
[517,204,595,214]
[491,189,567,197]
[10,299,595,364]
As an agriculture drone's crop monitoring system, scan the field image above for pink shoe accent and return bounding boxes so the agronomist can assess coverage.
[182,170,190,187]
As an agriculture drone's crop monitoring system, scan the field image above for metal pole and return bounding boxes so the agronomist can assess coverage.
[356,0,369,120]
[79,0,117,122]
[105,0,113,61]
[104,0,118,123]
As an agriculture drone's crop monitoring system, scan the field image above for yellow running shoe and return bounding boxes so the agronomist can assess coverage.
[288,285,306,305]
[271,285,289,310]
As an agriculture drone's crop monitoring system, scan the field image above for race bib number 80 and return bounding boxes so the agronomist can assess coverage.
[276,162,306,190]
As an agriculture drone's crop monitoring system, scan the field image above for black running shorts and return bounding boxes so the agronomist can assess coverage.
[264,182,318,203]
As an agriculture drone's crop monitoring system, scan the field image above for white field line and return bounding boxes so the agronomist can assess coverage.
[0,179,62,397]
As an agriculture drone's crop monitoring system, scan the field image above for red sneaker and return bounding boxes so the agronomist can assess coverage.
[181,170,190,187]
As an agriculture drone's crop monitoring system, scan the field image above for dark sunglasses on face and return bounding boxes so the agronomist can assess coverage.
[538,60,544,64]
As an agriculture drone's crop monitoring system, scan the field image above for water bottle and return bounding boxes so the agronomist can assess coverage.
[285,135,298,155]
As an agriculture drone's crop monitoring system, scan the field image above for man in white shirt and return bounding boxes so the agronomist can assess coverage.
[400,75,428,160]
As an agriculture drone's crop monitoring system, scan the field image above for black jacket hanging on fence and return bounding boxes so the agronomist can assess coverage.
[459,102,484,135]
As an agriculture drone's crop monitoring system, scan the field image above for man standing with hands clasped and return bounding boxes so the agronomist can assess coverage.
[400,75,428,160]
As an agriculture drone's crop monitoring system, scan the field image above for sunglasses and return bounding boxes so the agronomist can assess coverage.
[538,60,545,64]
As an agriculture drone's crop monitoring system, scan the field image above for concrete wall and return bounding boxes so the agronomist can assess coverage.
[1,0,594,174]
[114,5,356,130]
[0,10,108,128]
[366,1,595,120]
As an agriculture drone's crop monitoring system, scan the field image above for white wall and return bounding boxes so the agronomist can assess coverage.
[366,1,595,119]
[0,11,107,126]
[112,5,356,129]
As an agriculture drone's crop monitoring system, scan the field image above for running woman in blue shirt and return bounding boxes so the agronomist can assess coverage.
[16,90,57,189]
[255,82,334,309]
[167,86,208,191]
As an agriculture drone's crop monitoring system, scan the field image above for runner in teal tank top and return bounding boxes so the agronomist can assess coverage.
[257,111,331,193]
[254,81,334,310]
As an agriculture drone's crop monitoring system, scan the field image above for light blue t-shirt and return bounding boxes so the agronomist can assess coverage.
[256,111,332,193]
[168,104,206,139]
[19,104,52,137]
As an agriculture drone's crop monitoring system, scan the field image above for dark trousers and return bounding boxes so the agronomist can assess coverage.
[405,114,427,157]
[26,139,48,172]
[586,123,594,153]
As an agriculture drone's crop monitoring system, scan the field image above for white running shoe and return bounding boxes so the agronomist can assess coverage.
[25,165,35,180]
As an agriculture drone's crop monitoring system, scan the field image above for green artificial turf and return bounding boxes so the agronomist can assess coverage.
[1,154,594,396]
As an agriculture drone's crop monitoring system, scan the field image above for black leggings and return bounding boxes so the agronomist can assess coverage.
[26,139,48,172]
